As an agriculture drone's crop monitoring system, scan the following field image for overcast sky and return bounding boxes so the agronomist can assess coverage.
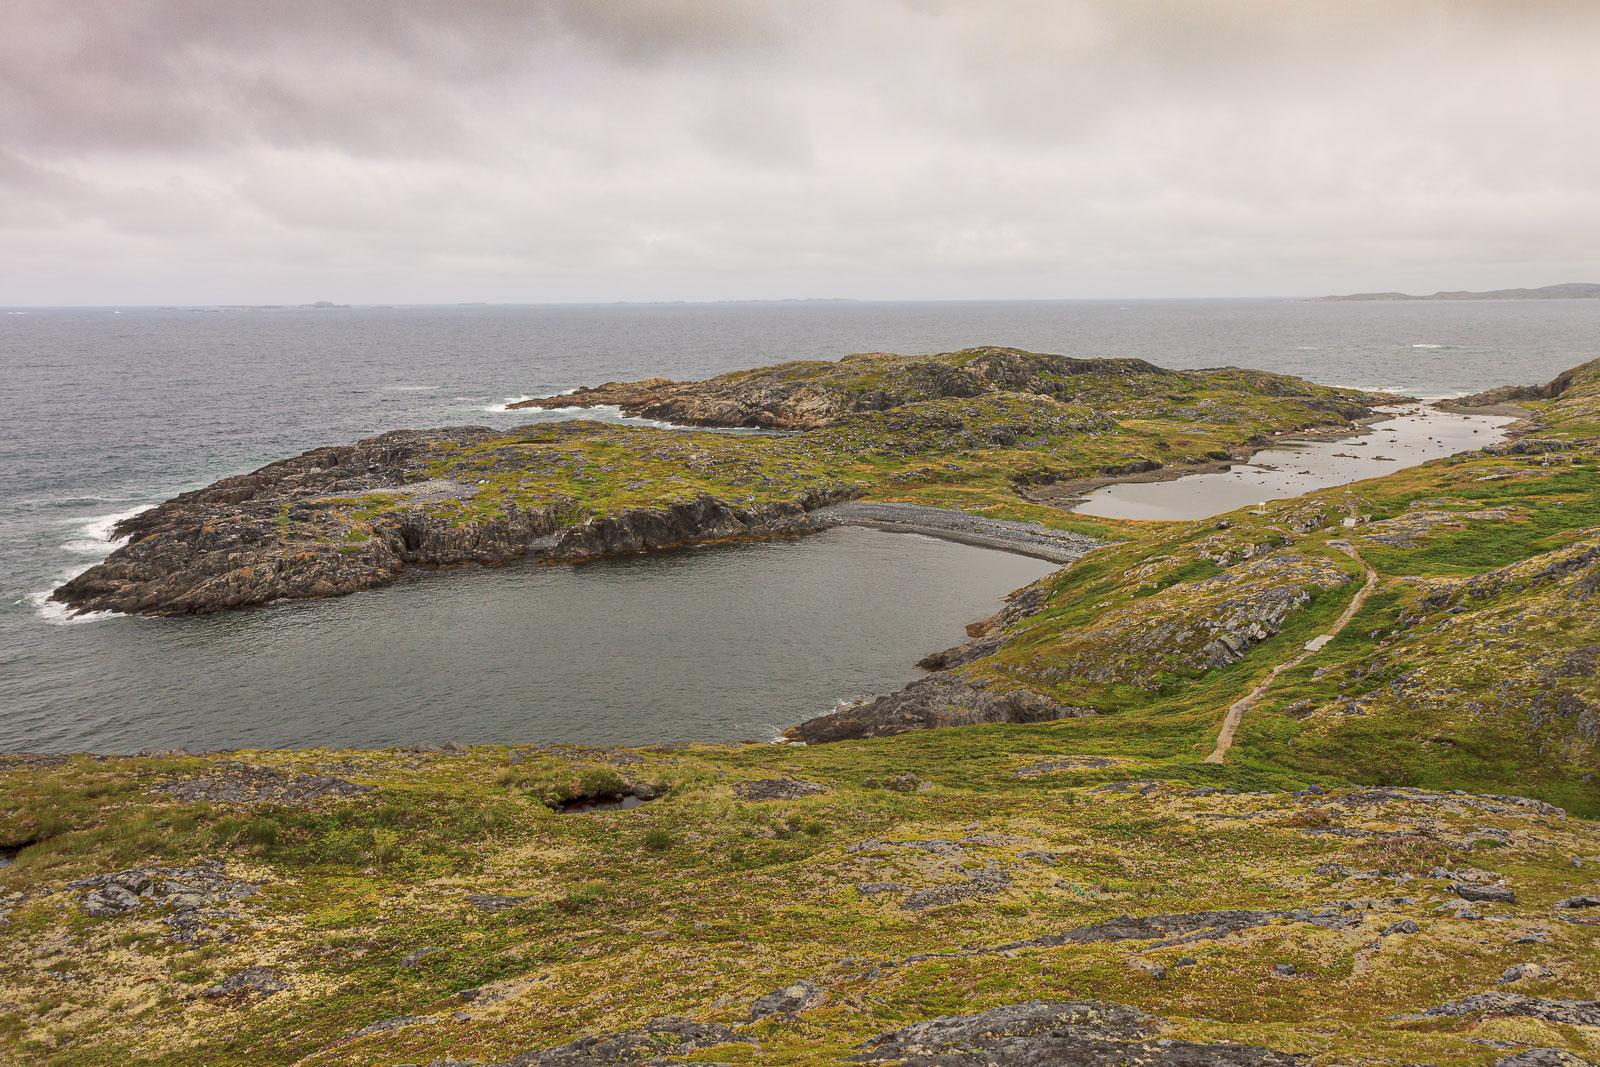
[4,0,1599,305]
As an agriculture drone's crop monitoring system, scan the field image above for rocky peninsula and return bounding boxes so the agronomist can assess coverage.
[52,346,1388,617]
[7,351,1600,1066]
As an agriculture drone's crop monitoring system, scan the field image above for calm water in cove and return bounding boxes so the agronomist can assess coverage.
[4,298,1598,751]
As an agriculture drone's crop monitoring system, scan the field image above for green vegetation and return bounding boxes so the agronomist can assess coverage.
[1,743,1596,1066]
[266,348,1385,548]
[7,352,1600,1064]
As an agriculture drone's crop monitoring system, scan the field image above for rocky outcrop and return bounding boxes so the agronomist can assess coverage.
[1421,993,1600,1027]
[511,348,1186,429]
[490,1017,751,1066]
[786,675,1098,744]
[50,420,858,615]
[851,999,1305,1066]
[152,763,372,806]
[1437,365,1581,412]
[917,582,1054,671]
[512,347,1381,431]
[202,968,287,999]
[747,979,828,1020]
[68,860,261,942]
[733,779,826,801]
[1038,552,1356,687]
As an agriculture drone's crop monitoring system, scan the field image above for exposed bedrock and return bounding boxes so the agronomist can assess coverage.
[1436,364,1581,412]
[786,675,1099,744]
[510,346,1381,430]
[510,348,1167,429]
[50,426,858,616]
[851,999,1305,1067]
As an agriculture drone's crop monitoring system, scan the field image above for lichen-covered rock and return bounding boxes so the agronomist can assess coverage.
[786,675,1097,744]
[153,762,372,806]
[69,860,259,922]
[1454,882,1516,903]
[1494,1050,1600,1067]
[1422,993,1600,1026]
[747,979,827,1019]
[489,1018,751,1066]
[732,779,826,801]
[202,968,287,998]
[851,999,1305,1066]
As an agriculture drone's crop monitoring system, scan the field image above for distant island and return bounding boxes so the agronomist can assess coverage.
[1311,281,1600,301]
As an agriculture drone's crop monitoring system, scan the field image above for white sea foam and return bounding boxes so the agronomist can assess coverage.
[1410,343,1444,349]
[31,506,152,623]
[536,403,682,429]
[481,394,532,412]
[63,505,151,551]
[24,589,121,625]
[385,384,439,392]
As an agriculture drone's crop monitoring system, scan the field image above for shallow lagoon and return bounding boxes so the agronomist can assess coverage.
[1071,406,1513,521]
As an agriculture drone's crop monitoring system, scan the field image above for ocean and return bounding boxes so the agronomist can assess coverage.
[4,298,1597,752]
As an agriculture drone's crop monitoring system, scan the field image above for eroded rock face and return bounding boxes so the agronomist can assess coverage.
[851,999,1305,1067]
[786,675,1097,744]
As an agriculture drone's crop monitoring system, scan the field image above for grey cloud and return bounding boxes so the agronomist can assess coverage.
[2,1,1599,303]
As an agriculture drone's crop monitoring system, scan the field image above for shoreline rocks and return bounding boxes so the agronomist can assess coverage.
[786,674,1099,744]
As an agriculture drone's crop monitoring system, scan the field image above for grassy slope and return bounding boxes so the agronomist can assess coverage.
[1,747,1597,1066]
[948,358,1600,813]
